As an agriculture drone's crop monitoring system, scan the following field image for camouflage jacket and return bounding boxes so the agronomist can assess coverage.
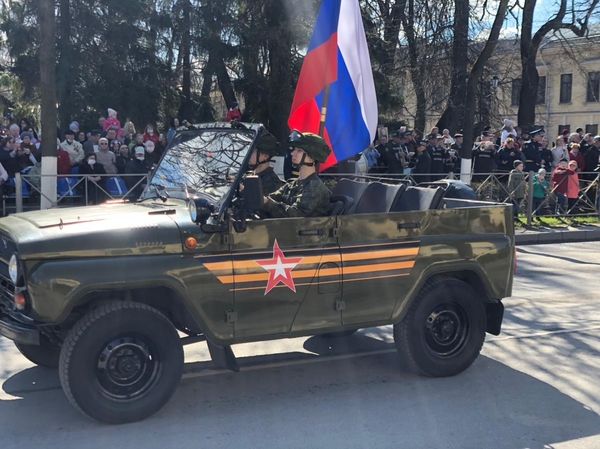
[264,172,331,218]
[256,166,285,196]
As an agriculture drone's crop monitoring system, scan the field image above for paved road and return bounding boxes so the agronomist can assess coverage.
[1,242,600,449]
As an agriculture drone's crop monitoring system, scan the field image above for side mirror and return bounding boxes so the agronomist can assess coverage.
[242,175,264,211]
[188,198,214,225]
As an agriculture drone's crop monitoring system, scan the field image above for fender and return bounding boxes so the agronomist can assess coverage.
[391,259,500,325]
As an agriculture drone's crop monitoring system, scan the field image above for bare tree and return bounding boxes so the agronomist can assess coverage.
[517,0,599,128]
[461,0,510,168]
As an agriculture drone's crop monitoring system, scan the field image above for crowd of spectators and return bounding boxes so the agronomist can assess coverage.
[357,120,600,218]
[361,121,600,180]
[0,109,185,204]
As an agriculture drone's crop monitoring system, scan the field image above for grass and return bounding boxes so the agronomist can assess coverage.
[515,215,600,228]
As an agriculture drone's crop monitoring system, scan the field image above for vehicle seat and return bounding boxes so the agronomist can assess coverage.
[327,194,354,216]
[57,177,78,196]
[390,186,445,212]
[107,177,127,196]
[353,182,407,214]
[331,179,368,214]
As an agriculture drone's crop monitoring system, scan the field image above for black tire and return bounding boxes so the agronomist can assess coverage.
[15,337,61,369]
[319,330,358,338]
[58,301,184,424]
[394,277,486,377]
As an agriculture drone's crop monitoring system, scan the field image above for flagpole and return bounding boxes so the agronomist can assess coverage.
[318,84,331,137]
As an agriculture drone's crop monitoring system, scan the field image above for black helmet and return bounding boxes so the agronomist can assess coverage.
[256,132,279,157]
[288,130,331,163]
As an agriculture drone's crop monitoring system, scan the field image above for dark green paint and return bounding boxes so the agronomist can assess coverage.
[0,197,514,346]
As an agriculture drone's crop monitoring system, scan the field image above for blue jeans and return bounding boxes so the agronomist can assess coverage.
[555,192,567,214]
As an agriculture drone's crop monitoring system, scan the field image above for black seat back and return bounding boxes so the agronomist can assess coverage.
[327,194,354,216]
[354,182,407,214]
[391,186,445,212]
[331,179,369,214]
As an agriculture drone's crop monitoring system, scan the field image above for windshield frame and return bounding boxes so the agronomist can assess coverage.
[141,124,262,220]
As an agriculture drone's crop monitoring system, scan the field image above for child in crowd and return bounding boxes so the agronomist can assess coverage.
[103,109,121,138]
[532,168,549,219]
[508,160,525,221]
[567,160,580,213]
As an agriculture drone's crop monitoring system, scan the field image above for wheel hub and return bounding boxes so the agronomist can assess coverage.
[96,336,160,400]
[424,304,469,357]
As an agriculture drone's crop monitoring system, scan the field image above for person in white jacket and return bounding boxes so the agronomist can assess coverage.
[500,119,517,145]
[60,129,84,166]
[551,136,569,169]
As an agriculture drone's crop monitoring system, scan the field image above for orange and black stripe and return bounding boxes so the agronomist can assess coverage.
[200,241,420,292]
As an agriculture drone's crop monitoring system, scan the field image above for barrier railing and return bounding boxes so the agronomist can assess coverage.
[3,173,151,215]
[3,169,600,225]
[321,170,600,225]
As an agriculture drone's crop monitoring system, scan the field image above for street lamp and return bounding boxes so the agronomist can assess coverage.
[491,75,499,90]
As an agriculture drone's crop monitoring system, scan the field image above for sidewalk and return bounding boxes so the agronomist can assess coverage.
[515,223,600,245]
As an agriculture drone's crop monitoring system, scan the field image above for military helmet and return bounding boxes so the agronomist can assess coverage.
[288,130,331,163]
[256,132,279,157]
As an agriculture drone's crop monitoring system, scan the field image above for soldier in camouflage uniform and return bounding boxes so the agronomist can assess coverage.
[245,132,284,195]
[263,130,331,218]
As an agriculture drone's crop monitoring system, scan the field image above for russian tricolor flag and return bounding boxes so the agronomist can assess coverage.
[288,0,378,171]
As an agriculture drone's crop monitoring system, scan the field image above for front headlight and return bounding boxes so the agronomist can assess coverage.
[188,200,197,223]
[8,254,18,283]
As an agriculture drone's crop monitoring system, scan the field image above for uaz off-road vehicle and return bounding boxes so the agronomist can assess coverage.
[0,123,514,424]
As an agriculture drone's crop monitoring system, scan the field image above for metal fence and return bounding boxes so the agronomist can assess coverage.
[3,170,600,226]
[321,170,600,225]
[3,173,151,215]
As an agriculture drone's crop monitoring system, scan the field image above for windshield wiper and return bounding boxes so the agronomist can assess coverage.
[149,183,170,203]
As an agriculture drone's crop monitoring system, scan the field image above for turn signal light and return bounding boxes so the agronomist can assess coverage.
[14,291,27,310]
[184,237,198,250]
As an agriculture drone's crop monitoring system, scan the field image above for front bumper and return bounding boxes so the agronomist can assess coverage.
[0,313,40,345]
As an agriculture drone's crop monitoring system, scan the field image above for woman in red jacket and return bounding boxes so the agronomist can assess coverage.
[566,160,580,213]
[551,158,575,214]
[142,124,159,145]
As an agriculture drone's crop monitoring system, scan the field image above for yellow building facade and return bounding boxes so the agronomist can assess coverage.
[402,31,600,138]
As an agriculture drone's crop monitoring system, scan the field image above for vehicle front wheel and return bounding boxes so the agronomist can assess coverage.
[15,337,61,369]
[394,277,486,377]
[59,301,184,424]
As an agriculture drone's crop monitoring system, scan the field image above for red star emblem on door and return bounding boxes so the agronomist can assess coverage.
[255,239,303,295]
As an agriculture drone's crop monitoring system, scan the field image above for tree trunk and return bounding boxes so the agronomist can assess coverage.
[39,0,58,209]
[215,58,236,109]
[517,0,598,128]
[381,1,403,78]
[57,0,71,132]
[462,0,510,161]
[400,0,426,134]
[436,0,469,133]
[265,0,293,143]
[178,0,193,121]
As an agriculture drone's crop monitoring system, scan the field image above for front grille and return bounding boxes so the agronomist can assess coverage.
[0,272,15,315]
[0,233,16,279]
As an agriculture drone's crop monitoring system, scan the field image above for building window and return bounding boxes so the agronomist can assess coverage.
[586,124,598,135]
[511,78,521,106]
[560,74,572,103]
[558,124,570,136]
[537,76,546,104]
[587,72,600,102]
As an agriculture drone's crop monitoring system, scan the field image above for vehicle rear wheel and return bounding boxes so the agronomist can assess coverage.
[59,301,184,424]
[394,277,486,377]
[15,337,61,369]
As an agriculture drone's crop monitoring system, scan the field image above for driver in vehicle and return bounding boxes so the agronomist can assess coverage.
[262,130,331,218]
[245,132,284,195]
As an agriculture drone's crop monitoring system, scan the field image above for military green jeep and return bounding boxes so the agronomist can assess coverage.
[0,123,514,424]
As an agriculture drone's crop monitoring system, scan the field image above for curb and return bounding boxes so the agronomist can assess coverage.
[515,228,600,245]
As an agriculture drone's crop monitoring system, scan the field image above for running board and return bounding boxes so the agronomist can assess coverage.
[206,340,239,372]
